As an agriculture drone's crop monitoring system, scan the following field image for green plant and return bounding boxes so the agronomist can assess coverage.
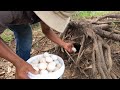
[0,29,14,42]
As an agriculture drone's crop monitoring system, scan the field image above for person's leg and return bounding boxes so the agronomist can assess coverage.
[8,24,32,61]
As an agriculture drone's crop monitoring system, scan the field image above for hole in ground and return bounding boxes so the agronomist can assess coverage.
[73,43,81,53]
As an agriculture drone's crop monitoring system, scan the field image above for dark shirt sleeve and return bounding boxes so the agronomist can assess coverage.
[0,11,14,34]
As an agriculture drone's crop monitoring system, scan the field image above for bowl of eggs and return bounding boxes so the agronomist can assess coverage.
[26,52,65,79]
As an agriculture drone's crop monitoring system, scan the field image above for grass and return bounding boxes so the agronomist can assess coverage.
[0,29,14,43]
[72,11,120,19]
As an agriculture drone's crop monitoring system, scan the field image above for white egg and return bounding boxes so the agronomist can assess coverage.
[45,57,53,63]
[31,63,38,67]
[33,66,39,72]
[47,63,56,72]
[50,62,56,66]
[31,60,39,64]
[56,63,62,69]
[51,55,58,60]
[39,58,46,63]
[48,72,53,76]
[38,63,47,70]
[49,71,53,74]
[40,70,49,75]
[54,60,60,64]
[43,52,50,57]
[54,67,59,72]
[72,47,77,52]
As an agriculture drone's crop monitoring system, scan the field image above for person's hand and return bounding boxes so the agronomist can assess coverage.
[63,43,74,53]
[15,61,38,79]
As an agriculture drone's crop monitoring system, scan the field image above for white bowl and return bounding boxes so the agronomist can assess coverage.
[26,54,65,79]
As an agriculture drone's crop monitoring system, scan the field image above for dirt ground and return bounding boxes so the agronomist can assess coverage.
[1,17,120,79]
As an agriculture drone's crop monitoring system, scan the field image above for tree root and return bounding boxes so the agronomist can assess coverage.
[48,18,120,79]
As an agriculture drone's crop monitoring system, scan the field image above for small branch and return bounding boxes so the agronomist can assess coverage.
[113,29,120,34]
[96,14,120,21]
[91,49,97,79]
[76,35,85,65]
[93,24,110,30]
[110,72,117,79]
[65,50,83,72]
[65,50,77,66]
[32,36,45,47]
[94,28,120,41]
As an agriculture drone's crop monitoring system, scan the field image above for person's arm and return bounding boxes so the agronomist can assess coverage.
[0,38,37,79]
[40,21,73,53]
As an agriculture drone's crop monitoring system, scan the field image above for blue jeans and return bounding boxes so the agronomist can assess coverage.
[8,24,32,61]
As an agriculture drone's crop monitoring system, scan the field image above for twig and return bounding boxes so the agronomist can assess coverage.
[32,40,47,55]
[110,72,117,79]
[97,14,120,21]
[64,50,80,69]
[76,35,85,65]
[91,49,97,79]
[94,28,120,41]
[113,29,120,34]
[64,50,76,65]
[32,36,45,47]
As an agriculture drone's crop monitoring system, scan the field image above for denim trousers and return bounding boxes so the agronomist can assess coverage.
[8,24,32,61]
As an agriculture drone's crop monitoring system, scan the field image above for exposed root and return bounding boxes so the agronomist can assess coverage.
[48,17,120,79]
